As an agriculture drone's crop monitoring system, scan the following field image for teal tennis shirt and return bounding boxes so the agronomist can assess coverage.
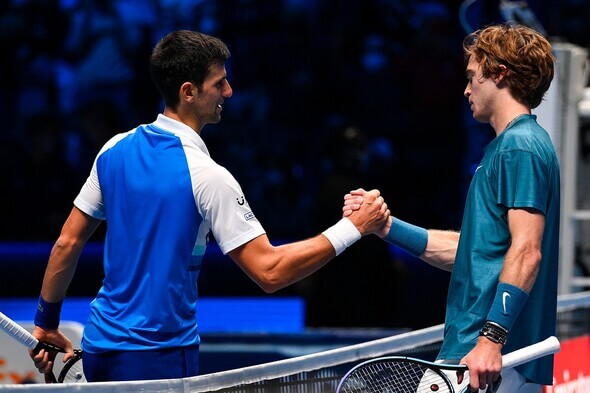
[438,115,560,385]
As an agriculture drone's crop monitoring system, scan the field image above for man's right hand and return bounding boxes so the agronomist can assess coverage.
[345,188,390,236]
[29,326,75,378]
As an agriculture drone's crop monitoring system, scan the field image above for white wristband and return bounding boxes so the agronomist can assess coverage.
[322,218,362,256]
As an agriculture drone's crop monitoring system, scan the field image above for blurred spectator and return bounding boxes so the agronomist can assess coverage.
[10,113,79,239]
[298,124,403,327]
[58,0,137,120]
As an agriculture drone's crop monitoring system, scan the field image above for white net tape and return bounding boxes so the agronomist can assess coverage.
[1,291,588,392]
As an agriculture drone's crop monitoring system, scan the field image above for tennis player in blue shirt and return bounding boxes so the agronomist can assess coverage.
[344,23,559,393]
[30,30,390,382]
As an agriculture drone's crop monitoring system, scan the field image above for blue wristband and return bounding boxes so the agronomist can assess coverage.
[487,282,529,331]
[384,217,428,257]
[34,295,63,330]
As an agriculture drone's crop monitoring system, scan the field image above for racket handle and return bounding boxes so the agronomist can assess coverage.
[502,336,560,368]
[0,311,39,350]
[35,341,66,354]
[0,311,65,353]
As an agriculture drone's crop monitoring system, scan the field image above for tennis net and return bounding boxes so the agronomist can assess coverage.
[2,291,589,393]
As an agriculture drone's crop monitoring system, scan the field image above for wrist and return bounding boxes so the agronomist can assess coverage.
[479,320,508,345]
[322,218,362,256]
[487,282,529,331]
[34,295,63,330]
[384,217,428,257]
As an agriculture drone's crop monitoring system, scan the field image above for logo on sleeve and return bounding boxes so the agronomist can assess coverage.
[502,292,511,314]
[244,211,255,221]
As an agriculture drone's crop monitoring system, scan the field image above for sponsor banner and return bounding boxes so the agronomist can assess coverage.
[545,335,590,392]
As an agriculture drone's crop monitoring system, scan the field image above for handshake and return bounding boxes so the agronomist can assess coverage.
[340,188,391,239]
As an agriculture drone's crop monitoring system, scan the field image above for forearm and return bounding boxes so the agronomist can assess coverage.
[420,229,459,271]
[380,216,458,271]
[41,237,85,302]
[270,235,337,290]
[498,243,541,292]
[230,233,337,293]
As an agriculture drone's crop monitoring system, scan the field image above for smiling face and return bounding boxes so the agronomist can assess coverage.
[193,63,233,127]
[464,55,498,124]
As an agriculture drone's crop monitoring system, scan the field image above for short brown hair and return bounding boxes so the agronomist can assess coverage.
[150,30,231,109]
[463,23,555,109]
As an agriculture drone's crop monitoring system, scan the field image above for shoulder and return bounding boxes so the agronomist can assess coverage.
[96,128,137,157]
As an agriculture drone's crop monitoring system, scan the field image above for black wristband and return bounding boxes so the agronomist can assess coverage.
[479,321,508,345]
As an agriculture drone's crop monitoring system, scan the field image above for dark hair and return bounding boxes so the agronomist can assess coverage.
[149,30,231,108]
[463,23,554,109]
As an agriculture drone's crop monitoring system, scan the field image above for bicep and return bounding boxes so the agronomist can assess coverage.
[59,206,102,246]
[227,234,275,280]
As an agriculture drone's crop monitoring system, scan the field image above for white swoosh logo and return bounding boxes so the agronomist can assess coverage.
[475,165,483,172]
[502,292,511,314]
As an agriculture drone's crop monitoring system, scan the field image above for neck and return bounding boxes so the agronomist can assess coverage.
[490,109,531,136]
[163,107,202,134]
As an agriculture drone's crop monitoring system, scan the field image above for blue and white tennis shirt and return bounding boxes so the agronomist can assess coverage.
[74,114,266,353]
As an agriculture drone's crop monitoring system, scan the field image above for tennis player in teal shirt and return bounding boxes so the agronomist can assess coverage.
[344,23,559,393]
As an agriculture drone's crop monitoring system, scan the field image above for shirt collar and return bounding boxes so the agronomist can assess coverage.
[153,114,210,156]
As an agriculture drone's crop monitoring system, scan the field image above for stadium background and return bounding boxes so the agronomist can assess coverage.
[0,0,589,375]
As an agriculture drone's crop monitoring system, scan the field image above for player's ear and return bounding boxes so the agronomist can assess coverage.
[494,64,509,84]
[180,82,196,103]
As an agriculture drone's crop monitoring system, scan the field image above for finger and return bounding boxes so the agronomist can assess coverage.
[41,360,54,374]
[349,188,366,196]
[63,350,76,362]
[469,370,480,392]
[366,189,381,198]
[456,370,464,384]
[343,197,363,206]
[345,204,361,211]
[366,195,383,205]
[342,209,352,217]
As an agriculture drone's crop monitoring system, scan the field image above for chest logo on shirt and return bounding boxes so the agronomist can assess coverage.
[237,196,245,205]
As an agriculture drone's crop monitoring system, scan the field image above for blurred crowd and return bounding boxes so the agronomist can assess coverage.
[0,0,588,327]
[0,0,473,242]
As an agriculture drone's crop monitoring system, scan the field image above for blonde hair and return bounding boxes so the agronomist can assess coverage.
[463,23,555,108]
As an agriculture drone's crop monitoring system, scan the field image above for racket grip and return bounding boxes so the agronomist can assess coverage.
[0,311,39,350]
[502,336,560,368]
[35,341,66,354]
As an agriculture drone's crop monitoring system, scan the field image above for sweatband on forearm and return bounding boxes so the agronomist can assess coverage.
[486,282,529,331]
[322,218,362,256]
[384,217,428,257]
[34,295,63,330]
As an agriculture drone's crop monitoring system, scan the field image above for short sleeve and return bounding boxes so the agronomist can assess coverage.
[496,150,549,214]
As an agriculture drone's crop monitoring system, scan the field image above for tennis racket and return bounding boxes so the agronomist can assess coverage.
[337,335,560,393]
[0,310,86,383]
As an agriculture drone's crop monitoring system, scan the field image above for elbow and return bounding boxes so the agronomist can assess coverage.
[53,234,83,254]
[256,272,284,293]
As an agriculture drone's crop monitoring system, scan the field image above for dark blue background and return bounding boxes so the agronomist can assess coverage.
[0,0,588,330]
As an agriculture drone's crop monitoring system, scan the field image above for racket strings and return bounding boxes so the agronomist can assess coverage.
[59,354,86,383]
[339,360,453,393]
